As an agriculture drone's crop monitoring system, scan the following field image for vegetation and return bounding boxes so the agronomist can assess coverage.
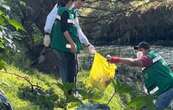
[0,64,157,110]
[0,0,173,110]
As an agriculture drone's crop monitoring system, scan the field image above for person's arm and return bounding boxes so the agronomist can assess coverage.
[73,16,90,46]
[44,4,58,33]
[75,17,96,54]
[108,54,152,68]
[78,26,96,54]
[43,4,58,47]
[61,11,76,53]
[118,58,143,67]
[78,28,90,45]
[107,56,143,67]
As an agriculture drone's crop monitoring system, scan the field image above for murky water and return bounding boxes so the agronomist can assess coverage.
[154,46,173,65]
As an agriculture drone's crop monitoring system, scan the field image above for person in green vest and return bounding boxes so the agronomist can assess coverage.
[43,0,95,54]
[107,41,173,110]
[50,0,82,94]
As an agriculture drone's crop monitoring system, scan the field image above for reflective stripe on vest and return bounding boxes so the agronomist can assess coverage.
[56,15,76,24]
[142,55,162,70]
[143,51,172,95]
[56,15,61,20]
[149,86,159,95]
[142,55,162,94]
[152,55,162,63]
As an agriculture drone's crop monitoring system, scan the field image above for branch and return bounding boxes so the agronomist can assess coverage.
[84,0,123,12]
[86,0,122,4]
[0,71,42,91]
[80,1,154,25]
[83,6,117,12]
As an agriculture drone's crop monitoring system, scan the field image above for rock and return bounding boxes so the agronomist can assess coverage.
[80,1,173,45]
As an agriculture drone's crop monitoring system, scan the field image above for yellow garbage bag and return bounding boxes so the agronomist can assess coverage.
[89,52,117,89]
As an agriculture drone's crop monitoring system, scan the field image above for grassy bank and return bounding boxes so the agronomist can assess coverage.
[0,65,124,110]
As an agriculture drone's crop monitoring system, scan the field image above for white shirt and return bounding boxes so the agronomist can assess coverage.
[44,4,58,33]
[44,4,90,46]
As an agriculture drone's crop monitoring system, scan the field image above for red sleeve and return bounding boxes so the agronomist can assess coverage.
[138,55,152,67]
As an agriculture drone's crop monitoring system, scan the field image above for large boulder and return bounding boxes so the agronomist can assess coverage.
[81,1,173,45]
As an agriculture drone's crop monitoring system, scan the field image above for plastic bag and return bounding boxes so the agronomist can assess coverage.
[89,52,117,89]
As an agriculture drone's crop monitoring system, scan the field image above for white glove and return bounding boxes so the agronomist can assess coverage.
[43,34,50,47]
[88,44,96,54]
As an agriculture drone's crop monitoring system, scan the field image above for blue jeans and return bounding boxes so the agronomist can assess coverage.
[53,50,78,84]
[155,88,173,110]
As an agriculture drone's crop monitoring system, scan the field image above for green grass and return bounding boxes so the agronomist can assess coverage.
[0,65,63,110]
[0,64,125,110]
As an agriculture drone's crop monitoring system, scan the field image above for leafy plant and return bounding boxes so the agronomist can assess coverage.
[111,79,155,110]
[0,0,26,70]
[19,86,60,110]
[127,95,155,110]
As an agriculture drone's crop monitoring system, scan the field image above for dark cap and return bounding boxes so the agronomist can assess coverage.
[134,41,150,50]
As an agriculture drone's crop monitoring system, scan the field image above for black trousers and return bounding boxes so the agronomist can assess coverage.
[53,49,78,83]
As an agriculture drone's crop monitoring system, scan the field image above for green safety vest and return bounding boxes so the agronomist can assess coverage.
[50,7,81,53]
[143,50,173,96]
